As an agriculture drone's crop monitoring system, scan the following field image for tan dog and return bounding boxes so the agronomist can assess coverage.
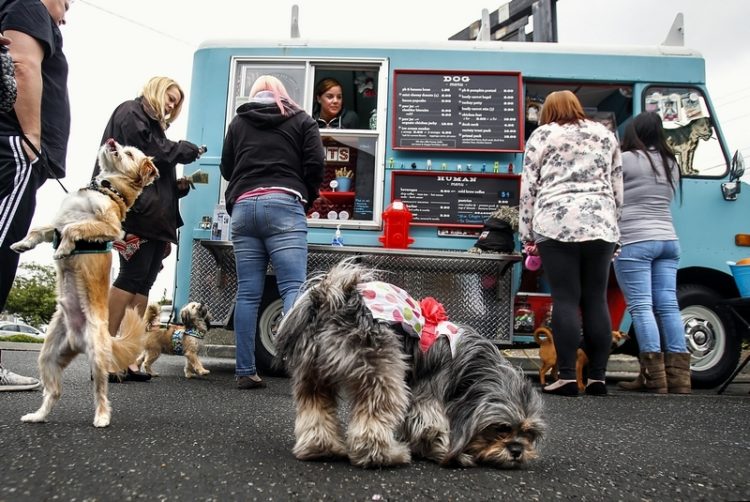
[137,302,212,378]
[11,139,159,427]
[534,327,629,391]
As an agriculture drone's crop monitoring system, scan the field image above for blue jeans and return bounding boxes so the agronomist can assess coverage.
[613,240,686,353]
[231,194,308,377]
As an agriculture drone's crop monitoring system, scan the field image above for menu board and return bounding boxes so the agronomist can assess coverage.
[391,171,520,228]
[393,70,523,152]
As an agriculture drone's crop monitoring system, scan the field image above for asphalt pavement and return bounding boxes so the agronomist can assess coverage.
[1,349,749,501]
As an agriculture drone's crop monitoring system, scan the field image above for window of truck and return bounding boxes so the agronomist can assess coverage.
[524,81,633,142]
[644,86,729,177]
[225,58,388,228]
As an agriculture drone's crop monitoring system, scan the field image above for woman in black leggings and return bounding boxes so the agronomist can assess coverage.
[519,90,623,396]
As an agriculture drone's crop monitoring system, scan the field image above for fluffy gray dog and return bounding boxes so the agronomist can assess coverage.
[275,259,546,469]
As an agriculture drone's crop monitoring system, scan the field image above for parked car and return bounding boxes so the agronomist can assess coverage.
[0,321,44,339]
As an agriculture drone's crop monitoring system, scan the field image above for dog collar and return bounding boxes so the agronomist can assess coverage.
[52,229,113,254]
[87,179,126,206]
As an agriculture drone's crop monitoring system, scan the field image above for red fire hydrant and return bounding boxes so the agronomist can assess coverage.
[379,199,414,249]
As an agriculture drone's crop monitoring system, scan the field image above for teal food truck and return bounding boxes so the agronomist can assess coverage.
[174,35,748,387]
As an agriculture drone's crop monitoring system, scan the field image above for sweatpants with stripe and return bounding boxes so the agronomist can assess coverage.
[0,135,46,310]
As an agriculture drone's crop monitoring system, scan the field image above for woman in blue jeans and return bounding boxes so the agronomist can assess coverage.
[220,76,324,389]
[614,111,691,394]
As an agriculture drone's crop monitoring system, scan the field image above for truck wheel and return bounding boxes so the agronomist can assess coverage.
[678,284,740,388]
[255,298,285,376]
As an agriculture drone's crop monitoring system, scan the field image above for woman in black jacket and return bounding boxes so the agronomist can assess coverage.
[93,76,202,381]
[221,75,324,389]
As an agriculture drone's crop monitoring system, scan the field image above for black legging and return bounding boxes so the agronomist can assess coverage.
[536,239,616,381]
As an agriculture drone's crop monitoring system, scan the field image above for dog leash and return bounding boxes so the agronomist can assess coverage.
[21,133,69,194]
[519,347,543,371]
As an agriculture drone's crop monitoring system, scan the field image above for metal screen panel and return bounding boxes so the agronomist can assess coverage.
[190,241,517,342]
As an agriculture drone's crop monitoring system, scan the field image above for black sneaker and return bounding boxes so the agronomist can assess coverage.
[124,368,151,382]
[237,376,266,389]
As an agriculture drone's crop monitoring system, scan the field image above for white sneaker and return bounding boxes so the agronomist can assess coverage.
[0,365,41,391]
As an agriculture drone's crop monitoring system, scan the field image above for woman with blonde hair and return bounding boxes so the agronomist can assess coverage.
[93,76,203,382]
[519,90,623,396]
[221,75,324,389]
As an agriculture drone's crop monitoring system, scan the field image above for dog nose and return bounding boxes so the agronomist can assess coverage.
[507,442,524,459]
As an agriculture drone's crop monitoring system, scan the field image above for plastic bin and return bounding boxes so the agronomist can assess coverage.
[728,263,750,298]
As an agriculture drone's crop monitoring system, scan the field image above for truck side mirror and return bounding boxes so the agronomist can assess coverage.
[721,150,745,201]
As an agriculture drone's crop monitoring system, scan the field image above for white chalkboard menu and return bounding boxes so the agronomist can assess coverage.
[391,171,520,228]
[393,70,523,152]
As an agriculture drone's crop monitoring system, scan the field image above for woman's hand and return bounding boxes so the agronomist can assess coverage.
[523,241,539,256]
[176,176,192,191]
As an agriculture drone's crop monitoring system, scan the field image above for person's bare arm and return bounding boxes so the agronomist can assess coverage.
[5,29,44,160]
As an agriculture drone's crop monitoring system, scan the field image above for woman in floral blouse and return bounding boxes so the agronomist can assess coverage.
[519,90,623,397]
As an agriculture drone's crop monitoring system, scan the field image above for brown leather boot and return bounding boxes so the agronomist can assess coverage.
[618,353,667,394]
[618,371,645,391]
[665,352,692,394]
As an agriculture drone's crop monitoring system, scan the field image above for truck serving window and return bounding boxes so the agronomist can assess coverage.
[225,59,387,228]
[644,86,728,178]
[524,82,633,141]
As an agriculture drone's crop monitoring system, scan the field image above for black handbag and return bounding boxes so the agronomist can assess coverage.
[0,44,16,113]
[0,0,18,113]
[471,205,519,253]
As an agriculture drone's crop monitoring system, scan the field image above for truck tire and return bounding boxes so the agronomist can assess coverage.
[255,297,285,376]
[678,284,740,388]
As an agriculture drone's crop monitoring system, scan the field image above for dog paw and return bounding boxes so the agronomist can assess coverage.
[293,439,348,461]
[350,442,411,468]
[21,412,47,423]
[10,240,33,253]
[454,453,477,467]
[198,369,210,375]
[53,246,73,259]
[93,412,111,428]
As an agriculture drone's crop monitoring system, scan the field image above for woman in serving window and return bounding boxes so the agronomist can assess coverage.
[313,78,359,129]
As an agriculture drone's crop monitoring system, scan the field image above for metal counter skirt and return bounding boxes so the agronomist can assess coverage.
[190,241,520,343]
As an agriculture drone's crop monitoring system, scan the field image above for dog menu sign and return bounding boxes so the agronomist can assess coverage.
[393,70,523,152]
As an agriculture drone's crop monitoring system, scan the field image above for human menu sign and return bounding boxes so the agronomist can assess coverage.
[393,70,523,152]
[391,171,521,228]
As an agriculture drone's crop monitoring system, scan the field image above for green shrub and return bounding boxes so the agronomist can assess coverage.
[0,334,44,344]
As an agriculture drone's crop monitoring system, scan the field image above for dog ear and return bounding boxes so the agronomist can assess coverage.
[139,157,159,185]
[200,304,212,322]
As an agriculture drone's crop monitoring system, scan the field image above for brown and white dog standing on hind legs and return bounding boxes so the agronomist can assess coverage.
[137,302,212,378]
[11,139,159,427]
[275,259,546,469]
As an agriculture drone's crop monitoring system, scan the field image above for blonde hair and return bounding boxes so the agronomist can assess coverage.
[539,90,586,126]
[140,76,184,130]
[249,75,300,116]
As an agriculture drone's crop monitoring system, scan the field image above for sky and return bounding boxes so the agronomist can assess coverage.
[16,0,750,303]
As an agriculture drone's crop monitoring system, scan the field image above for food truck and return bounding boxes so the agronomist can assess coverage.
[174,35,749,387]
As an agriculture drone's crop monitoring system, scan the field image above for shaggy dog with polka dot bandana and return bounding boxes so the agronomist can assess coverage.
[275,258,546,469]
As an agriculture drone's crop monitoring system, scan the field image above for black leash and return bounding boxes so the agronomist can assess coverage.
[21,133,69,194]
